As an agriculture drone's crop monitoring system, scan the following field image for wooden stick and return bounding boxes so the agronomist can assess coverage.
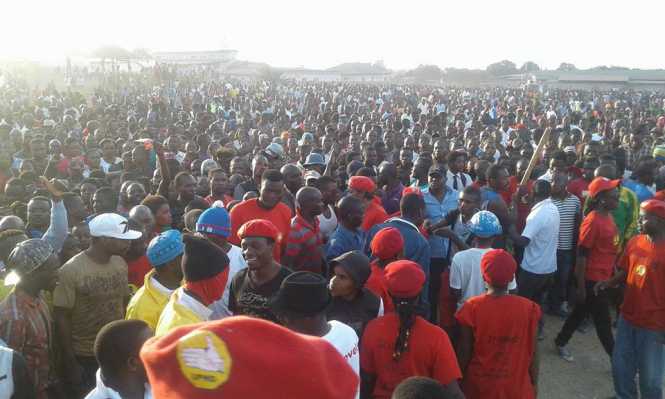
[520,127,551,186]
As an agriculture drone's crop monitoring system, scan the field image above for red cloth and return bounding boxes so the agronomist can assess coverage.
[385,260,426,298]
[480,249,517,287]
[508,177,534,233]
[370,227,404,260]
[349,176,376,193]
[455,294,541,399]
[567,177,590,207]
[141,316,358,399]
[578,211,618,281]
[127,255,152,291]
[438,269,456,328]
[204,194,233,207]
[184,269,229,306]
[366,260,394,313]
[618,235,665,331]
[641,199,665,219]
[360,314,462,399]
[361,200,389,231]
[229,199,292,262]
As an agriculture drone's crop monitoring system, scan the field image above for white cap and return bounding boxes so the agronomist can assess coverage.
[304,170,321,182]
[89,213,142,240]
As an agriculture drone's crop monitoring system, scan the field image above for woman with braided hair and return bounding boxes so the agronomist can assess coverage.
[360,260,463,399]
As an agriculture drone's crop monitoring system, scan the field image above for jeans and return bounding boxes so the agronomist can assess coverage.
[548,249,575,309]
[555,280,614,356]
[518,269,553,330]
[612,316,665,399]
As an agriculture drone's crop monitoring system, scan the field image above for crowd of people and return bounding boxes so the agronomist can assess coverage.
[0,71,663,398]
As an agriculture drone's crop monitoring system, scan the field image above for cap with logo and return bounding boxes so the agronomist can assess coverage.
[89,213,142,240]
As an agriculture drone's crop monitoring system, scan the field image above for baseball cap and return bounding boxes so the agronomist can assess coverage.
[263,143,285,160]
[303,153,326,167]
[303,170,321,183]
[89,213,142,240]
[588,177,620,199]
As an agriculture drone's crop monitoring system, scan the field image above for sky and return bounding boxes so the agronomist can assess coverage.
[1,0,662,71]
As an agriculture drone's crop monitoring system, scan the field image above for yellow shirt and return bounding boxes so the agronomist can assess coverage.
[125,270,174,331]
[155,288,212,337]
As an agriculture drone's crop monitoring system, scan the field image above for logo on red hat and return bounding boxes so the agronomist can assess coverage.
[177,330,232,389]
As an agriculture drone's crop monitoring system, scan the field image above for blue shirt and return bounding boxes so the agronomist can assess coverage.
[365,217,432,318]
[622,179,654,204]
[326,225,365,261]
[423,187,459,258]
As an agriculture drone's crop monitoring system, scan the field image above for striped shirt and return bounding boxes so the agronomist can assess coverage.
[551,194,581,250]
[285,213,325,274]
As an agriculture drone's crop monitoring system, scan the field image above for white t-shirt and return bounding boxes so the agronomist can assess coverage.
[318,205,338,241]
[450,247,517,309]
[322,320,359,398]
[99,157,122,173]
[210,245,247,319]
[521,199,560,274]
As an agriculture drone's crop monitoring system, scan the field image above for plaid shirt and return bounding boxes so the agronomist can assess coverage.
[0,288,52,399]
[285,213,325,273]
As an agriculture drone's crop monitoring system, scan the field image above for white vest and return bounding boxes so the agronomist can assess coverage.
[0,346,14,398]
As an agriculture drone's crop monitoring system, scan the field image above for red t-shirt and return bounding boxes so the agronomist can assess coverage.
[229,198,293,262]
[366,261,394,313]
[618,235,665,331]
[455,294,541,399]
[360,313,461,399]
[567,178,590,208]
[362,200,389,232]
[127,255,152,293]
[508,177,535,233]
[578,211,618,281]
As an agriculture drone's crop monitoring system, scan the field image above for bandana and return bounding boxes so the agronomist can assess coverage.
[184,268,229,306]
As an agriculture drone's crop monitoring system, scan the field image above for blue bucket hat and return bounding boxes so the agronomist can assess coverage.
[196,207,231,238]
[469,210,502,238]
[147,229,184,267]
[304,152,326,167]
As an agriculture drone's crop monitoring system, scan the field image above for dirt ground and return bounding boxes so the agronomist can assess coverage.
[538,313,664,399]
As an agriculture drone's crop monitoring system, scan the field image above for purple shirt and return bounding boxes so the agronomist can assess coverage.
[381,183,404,215]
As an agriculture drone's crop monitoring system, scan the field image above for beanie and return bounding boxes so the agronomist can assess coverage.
[182,234,229,282]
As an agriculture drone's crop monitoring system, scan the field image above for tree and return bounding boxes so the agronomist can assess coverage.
[520,61,540,73]
[557,63,576,72]
[486,60,518,76]
[408,64,444,81]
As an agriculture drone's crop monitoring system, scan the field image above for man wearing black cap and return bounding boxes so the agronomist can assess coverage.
[327,250,382,338]
[273,271,360,397]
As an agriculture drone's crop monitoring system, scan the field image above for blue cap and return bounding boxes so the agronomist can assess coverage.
[469,210,502,238]
[196,207,231,238]
[304,152,326,166]
[147,230,184,267]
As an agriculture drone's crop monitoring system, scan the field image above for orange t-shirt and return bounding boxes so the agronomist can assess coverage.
[360,314,461,399]
[455,294,540,399]
[127,255,152,292]
[362,200,389,232]
[618,235,665,331]
[578,211,618,281]
[366,261,394,313]
[229,198,293,262]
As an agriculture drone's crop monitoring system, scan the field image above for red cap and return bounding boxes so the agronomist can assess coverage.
[653,190,665,202]
[370,227,404,260]
[384,260,426,298]
[140,316,358,399]
[480,249,517,287]
[641,199,665,219]
[402,186,423,198]
[348,176,376,193]
[238,219,281,243]
[588,177,620,199]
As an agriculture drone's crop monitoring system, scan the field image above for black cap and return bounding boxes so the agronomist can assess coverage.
[271,271,331,316]
[181,234,229,282]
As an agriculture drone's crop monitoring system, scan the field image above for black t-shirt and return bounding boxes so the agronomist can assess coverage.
[228,266,292,323]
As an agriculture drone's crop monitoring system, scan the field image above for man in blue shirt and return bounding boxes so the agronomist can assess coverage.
[327,195,365,262]
[365,192,431,318]
[623,160,655,203]
[422,165,458,325]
